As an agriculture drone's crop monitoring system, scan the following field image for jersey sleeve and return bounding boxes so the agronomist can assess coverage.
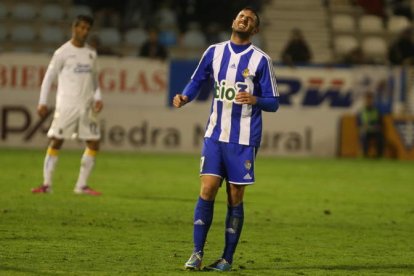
[257,56,279,98]
[39,50,64,105]
[182,46,214,102]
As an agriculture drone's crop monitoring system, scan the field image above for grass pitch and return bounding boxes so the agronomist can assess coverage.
[0,148,413,275]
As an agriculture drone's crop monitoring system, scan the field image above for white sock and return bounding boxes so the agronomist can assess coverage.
[43,147,59,186]
[75,148,97,189]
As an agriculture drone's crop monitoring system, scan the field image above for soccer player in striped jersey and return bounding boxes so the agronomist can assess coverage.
[173,7,279,271]
[31,15,103,196]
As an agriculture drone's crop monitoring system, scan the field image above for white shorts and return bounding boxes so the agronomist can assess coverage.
[47,105,100,140]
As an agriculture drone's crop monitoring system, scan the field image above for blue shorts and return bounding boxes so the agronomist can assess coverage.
[200,138,258,185]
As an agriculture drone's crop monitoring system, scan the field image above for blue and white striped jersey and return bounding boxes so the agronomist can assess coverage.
[184,41,279,147]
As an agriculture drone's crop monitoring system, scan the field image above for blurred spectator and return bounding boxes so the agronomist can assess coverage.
[281,28,312,66]
[388,0,413,21]
[159,25,179,47]
[139,28,168,60]
[341,47,366,65]
[89,34,119,56]
[388,27,414,65]
[358,91,384,158]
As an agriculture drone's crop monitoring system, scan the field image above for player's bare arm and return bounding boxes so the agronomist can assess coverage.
[37,105,48,118]
[173,94,189,108]
[235,92,257,105]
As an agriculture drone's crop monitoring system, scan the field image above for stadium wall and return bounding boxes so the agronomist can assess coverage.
[0,53,404,157]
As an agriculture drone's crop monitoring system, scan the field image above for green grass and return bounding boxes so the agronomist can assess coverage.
[0,148,413,275]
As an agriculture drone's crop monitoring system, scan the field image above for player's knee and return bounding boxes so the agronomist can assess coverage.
[199,188,217,201]
[199,183,220,201]
[86,140,100,151]
[50,138,64,149]
[228,186,245,206]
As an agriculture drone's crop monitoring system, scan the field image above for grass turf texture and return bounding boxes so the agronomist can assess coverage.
[0,148,413,275]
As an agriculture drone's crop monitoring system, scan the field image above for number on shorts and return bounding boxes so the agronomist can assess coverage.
[200,156,205,173]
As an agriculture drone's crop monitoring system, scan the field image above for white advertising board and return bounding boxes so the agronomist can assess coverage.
[0,54,397,156]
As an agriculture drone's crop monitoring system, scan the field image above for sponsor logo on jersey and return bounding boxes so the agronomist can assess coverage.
[74,63,92,73]
[242,68,251,78]
[214,80,249,103]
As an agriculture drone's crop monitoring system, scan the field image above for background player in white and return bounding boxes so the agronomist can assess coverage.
[32,15,103,196]
[173,7,279,271]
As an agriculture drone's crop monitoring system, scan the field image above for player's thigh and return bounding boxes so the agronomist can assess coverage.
[222,143,256,185]
[200,138,225,179]
[200,175,222,200]
[78,110,100,140]
[47,108,78,139]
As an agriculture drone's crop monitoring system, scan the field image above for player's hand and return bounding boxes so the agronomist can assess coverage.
[235,92,257,105]
[93,100,103,113]
[173,94,189,108]
[37,105,48,118]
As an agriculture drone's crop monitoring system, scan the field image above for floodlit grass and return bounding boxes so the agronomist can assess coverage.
[0,148,413,275]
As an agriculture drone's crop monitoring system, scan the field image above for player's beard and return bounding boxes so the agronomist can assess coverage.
[233,30,251,41]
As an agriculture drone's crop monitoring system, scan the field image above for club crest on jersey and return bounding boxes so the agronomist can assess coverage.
[244,160,252,170]
[214,80,249,102]
[242,68,251,78]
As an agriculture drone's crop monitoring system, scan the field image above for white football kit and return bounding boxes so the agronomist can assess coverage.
[39,41,102,140]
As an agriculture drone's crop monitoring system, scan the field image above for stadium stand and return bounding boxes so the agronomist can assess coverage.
[387,15,411,34]
[328,0,414,64]
[97,27,121,47]
[0,2,8,20]
[361,36,388,63]
[39,25,65,44]
[331,14,356,33]
[1,0,413,64]
[124,27,147,47]
[181,22,207,48]
[122,27,148,56]
[10,24,36,43]
[262,0,332,63]
[40,3,65,22]
[67,5,93,19]
[333,34,359,56]
[0,25,7,42]
[358,15,384,33]
[10,2,37,21]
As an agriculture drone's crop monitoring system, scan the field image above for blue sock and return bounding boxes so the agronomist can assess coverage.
[193,196,214,254]
[222,203,244,264]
